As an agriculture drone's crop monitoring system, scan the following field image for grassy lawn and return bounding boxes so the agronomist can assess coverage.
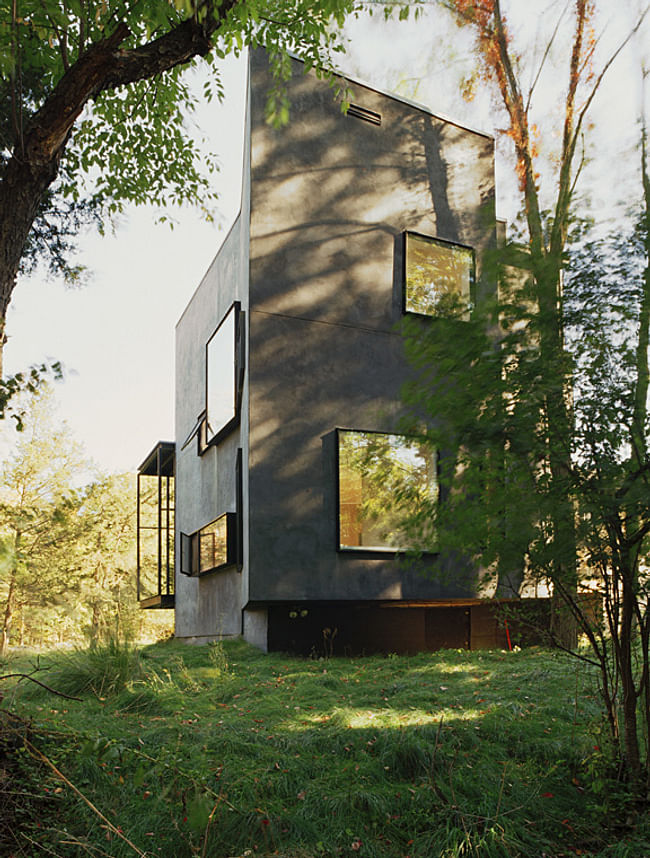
[2,639,649,857]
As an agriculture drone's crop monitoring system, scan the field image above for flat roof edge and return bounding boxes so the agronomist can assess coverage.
[138,440,175,475]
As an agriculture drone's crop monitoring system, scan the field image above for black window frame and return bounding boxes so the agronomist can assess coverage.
[402,231,475,319]
[180,512,238,577]
[235,447,244,571]
[335,427,439,555]
[199,301,245,454]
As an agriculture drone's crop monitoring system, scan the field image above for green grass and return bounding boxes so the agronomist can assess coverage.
[3,640,649,857]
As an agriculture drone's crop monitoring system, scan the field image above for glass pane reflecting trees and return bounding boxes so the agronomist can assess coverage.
[405,233,473,318]
[181,513,236,576]
[338,430,438,551]
[197,515,229,573]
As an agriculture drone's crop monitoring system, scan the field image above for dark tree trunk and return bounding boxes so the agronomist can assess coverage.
[620,566,642,785]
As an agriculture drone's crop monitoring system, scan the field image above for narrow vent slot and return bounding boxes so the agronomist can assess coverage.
[347,103,381,126]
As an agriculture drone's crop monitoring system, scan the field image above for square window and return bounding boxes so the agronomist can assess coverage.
[404,232,474,319]
[200,302,245,452]
[337,429,438,552]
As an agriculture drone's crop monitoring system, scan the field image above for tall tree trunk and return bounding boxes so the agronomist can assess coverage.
[535,256,578,647]
[0,570,16,657]
[0,530,21,656]
[620,557,642,784]
[90,601,101,647]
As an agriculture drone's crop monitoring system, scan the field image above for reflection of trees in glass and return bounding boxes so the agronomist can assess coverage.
[405,233,472,318]
[197,517,228,574]
[338,430,437,550]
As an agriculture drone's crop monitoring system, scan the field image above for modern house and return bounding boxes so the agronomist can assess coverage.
[137,49,545,653]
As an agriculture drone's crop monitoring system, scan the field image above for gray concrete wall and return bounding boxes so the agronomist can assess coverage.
[247,51,497,603]
[174,76,251,640]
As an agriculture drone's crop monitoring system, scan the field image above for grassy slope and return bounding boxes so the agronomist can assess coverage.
[3,640,649,858]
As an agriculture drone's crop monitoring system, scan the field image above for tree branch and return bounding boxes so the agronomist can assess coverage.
[525,0,569,114]
[0,672,82,700]
[24,738,147,856]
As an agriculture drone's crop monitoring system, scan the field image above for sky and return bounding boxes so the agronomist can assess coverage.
[3,1,648,475]
[4,56,248,474]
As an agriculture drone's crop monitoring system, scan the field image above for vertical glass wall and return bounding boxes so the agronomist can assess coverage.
[137,442,175,608]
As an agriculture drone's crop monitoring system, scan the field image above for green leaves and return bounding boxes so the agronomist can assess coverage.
[1,0,359,293]
[0,362,63,431]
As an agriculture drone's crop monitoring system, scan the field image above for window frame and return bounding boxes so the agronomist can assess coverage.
[335,427,439,554]
[179,512,238,577]
[402,231,475,319]
[199,301,245,454]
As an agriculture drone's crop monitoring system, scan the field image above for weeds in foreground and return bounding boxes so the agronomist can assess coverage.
[20,635,146,699]
[4,640,649,858]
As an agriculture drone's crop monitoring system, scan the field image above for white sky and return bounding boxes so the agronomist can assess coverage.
[3,2,648,474]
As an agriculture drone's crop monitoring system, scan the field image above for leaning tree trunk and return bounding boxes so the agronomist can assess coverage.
[0,154,61,374]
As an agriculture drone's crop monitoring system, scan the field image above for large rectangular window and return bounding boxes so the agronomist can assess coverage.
[337,429,438,552]
[201,302,245,452]
[404,232,474,319]
[180,512,237,576]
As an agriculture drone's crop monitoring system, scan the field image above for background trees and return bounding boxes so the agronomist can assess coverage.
[0,388,86,654]
[0,389,171,652]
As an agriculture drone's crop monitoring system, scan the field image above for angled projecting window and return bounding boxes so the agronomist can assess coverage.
[200,302,245,452]
[404,232,474,319]
[180,512,237,576]
[180,448,243,576]
[337,429,438,552]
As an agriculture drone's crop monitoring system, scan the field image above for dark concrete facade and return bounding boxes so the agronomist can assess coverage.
[173,50,508,652]
[247,51,496,611]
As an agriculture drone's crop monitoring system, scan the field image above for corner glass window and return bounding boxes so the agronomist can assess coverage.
[198,516,229,573]
[180,512,237,576]
[337,430,438,552]
[404,232,474,319]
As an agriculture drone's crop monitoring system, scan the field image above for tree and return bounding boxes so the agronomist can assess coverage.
[71,473,154,644]
[0,387,87,654]
[452,0,646,638]
[401,0,650,790]
[0,0,357,374]
[0,390,172,649]
[403,194,650,787]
